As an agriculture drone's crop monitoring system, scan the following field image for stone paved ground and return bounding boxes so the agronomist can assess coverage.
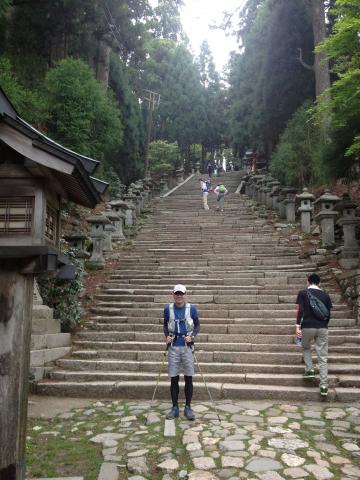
[26,396,360,480]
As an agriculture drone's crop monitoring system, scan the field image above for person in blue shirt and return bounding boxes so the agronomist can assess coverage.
[163,284,200,420]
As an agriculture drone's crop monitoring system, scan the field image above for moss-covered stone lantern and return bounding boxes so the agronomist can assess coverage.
[335,193,360,268]
[296,188,315,234]
[314,190,340,246]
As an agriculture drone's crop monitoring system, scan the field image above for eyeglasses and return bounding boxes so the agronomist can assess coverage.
[174,292,185,296]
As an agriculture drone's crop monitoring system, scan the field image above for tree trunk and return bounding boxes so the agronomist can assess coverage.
[49,32,66,66]
[201,144,207,173]
[312,0,330,98]
[95,40,111,85]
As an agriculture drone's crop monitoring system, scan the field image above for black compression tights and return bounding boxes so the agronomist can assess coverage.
[170,375,193,407]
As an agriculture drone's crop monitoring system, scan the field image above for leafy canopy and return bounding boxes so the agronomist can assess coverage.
[44,57,123,160]
[317,0,360,171]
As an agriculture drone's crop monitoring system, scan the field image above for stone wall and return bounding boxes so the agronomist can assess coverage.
[30,282,71,380]
[334,269,360,325]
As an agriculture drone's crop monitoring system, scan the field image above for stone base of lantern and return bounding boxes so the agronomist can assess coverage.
[338,249,360,269]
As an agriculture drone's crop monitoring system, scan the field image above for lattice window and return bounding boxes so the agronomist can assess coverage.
[0,197,34,234]
[45,203,58,245]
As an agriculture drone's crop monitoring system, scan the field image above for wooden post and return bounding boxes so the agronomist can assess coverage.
[0,262,34,480]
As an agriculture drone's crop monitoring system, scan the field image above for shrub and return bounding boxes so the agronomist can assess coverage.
[270,101,327,187]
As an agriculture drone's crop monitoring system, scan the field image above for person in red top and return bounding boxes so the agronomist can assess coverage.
[295,273,333,397]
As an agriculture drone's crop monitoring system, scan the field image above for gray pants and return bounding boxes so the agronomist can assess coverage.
[168,346,195,377]
[301,328,328,387]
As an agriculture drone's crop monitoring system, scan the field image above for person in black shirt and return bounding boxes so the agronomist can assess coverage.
[295,273,333,397]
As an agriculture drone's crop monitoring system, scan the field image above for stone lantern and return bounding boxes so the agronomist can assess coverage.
[263,176,274,209]
[135,180,148,208]
[277,189,286,219]
[270,183,281,211]
[128,184,142,215]
[335,193,360,268]
[282,188,297,223]
[0,87,106,479]
[103,204,121,251]
[86,214,110,267]
[314,190,340,247]
[160,173,170,195]
[254,176,265,203]
[64,231,90,263]
[244,175,252,197]
[128,184,141,213]
[108,198,127,241]
[258,181,266,205]
[296,188,315,234]
[195,161,200,174]
[176,167,184,184]
[248,176,256,200]
[123,191,137,225]
[142,178,154,204]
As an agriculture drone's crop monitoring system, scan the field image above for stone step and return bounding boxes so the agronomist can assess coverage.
[31,312,61,335]
[31,333,71,351]
[36,170,360,401]
[55,358,360,376]
[31,346,72,367]
[35,380,360,402]
[101,287,337,295]
[74,328,360,342]
[93,293,343,304]
[69,349,360,365]
[91,307,351,318]
[49,370,341,387]
[109,271,315,279]
[87,317,357,328]
[73,335,360,356]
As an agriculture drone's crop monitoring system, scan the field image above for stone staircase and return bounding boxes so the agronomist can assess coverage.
[36,171,360,401]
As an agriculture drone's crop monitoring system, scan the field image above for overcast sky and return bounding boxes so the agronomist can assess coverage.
[180,0,246,72]
[149,0,246,72]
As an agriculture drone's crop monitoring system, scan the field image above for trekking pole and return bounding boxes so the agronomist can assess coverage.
[192,348,222,423]
[144,341,171,425]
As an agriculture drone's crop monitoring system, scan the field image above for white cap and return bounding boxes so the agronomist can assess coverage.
[173,284,187,294]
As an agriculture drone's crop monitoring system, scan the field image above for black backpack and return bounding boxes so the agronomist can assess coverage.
[306,290,329,321]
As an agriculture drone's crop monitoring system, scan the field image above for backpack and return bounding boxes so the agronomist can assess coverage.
[205,180,211,191]
[218,184,226,193]
[306,290,329,322]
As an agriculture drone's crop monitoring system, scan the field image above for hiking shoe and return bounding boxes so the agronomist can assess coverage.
[320,386,328,397]
[166,405,179,419]
[303,368,316,379]
[184,406,195,421]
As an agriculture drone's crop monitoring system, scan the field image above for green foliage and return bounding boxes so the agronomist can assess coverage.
[150,0,185,41]
[197,41,228,153]
[0,0,9,17]
[270,101,326,186]
[228,0,314,159]
[109,53,145,183]
[37,246,85,332]
[315,0,360,178]
[0,56,47,125]
[97,162,124,197]
[6,0,150,68]
[44,58,123,160]
[149,140,178,174]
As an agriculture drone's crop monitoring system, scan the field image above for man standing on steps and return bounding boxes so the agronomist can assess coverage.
[200,178,211,210]
[163,284,200,420]
[295,273,333,397]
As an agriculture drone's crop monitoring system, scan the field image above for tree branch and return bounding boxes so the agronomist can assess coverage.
[296,48,314,71]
